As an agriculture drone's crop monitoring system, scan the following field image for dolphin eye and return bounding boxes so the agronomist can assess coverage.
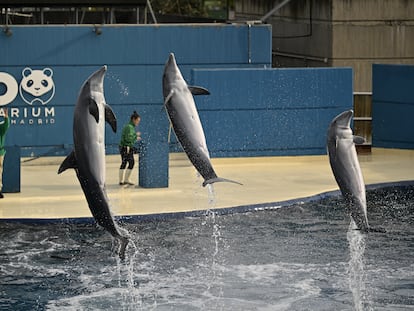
[26,80,34,88]
[41,79,48,87]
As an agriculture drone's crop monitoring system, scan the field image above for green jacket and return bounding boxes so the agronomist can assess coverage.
[119,121,137,148]
[0,117,10,156]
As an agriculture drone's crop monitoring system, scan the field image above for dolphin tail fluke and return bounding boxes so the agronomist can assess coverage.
[118,236,129,260]
[202,177,243,187]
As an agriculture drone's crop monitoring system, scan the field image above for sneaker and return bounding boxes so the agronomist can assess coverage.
[0,192,3,199]
[119,182,125,186]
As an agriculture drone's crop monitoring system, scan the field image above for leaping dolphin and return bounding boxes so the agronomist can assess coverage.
[327,110,375,232]
[58,66,129,258]
[162,53,242,187]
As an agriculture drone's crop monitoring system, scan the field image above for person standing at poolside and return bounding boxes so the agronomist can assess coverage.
[119,111,141,185]
[0,108,10,198]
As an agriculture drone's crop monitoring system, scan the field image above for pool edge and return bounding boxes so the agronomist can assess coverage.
[2,180,413,225]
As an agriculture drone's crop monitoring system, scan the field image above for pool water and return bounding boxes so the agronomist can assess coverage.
[1,186,413,310]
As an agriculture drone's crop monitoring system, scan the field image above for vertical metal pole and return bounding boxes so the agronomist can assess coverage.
[109,8,112,24]
[40,7,44,25]
[136,7,139,24]
[80,9,85,24]
[5,8,8,26]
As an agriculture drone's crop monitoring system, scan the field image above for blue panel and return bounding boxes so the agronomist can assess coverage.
[192,67,353,157]
[139,141,169,188]
[372,64,414,105]
[0,24,271,159]
[1,24,271,67]
[372,64,414,149]
[192,68,352,110]
[249,25,272,65]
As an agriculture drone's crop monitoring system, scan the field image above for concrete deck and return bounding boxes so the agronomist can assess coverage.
[0,148,413,221]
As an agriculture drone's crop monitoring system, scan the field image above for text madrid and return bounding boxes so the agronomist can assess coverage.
[2,107,56,125]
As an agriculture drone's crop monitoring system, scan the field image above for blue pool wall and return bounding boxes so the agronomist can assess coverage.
[372,64,414,149]
[3,180,413,224]
[0,24,354,159]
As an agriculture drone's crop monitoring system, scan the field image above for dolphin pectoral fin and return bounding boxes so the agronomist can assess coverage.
[105,104,117,133]
[188,85,210,96]
[202,177,243,187]
[58,150,77,174]
[353,136,365,145]
[89,98,99,123]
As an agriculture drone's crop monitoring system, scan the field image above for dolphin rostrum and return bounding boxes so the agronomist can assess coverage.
[162,53,242,187]
[327,110,375,232]
[58,66,129,258]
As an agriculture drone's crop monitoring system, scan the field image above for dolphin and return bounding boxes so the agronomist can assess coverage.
[162,53,242,187]
[327,110,376,232]
[58,66,129,259]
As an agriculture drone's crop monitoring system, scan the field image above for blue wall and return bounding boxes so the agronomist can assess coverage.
[190,67,353,156]
[372,64,414,149]
[0,24,354,158]
[0,24,271,157]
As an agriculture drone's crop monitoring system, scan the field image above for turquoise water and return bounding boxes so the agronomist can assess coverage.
[1,186,413,310]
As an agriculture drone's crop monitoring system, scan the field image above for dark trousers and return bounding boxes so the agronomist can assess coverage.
[119,146,134,169]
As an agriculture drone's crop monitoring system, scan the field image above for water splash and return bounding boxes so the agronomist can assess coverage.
[114,228,144,310]
[207,183,216,207]
[346,220,373,311]
[206,184,219,261]
[206,184,220,272]
[106,72,130,97]
[204,184,226,310]
[192,174,226,309]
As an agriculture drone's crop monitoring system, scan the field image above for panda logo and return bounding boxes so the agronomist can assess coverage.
[19,67,55,105]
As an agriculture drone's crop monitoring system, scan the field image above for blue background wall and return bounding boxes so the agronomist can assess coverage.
[0,24,271,157]
[191,67,353,156]
[0,24,353,159]
[372,64,414,149]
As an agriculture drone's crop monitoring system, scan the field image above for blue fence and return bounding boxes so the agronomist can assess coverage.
[372,64,414,149]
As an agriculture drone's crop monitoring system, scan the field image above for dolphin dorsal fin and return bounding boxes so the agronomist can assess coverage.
[105,104,117,133]
[89,98,99,123]
[58,150,77,174]
[188,86,210,96]
[353,135,365,145]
